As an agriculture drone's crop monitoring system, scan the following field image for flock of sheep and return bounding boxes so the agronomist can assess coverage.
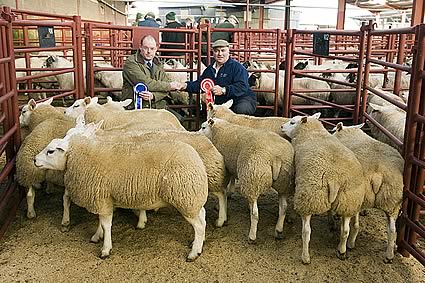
[15,92,404,264]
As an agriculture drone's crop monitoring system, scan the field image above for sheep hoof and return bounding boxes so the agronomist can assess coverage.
[301,257,311,265]
[27,210,36,219]
[186,253,200,262]
[61,225,70,232]
[136,223,146,230]
[336,250,348,260]
[248,238,257,245]
[274,230,284,240]
[90,236,100,243]
[215,220,225,228]
[100,250,110,259]
[383,257,393,264]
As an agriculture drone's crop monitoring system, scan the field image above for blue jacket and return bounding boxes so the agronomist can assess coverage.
[186,59,256,105]
[138,18,160,28]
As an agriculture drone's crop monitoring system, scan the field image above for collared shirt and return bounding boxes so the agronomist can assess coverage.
[212,62,223,77]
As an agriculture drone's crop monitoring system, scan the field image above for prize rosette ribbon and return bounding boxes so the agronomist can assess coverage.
[133,82,148,110]
[200,78,215,108]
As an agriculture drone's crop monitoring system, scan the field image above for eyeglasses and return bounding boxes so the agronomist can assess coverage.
[141,46,157,52]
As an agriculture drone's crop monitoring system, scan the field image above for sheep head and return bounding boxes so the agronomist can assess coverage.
[45,55,58,68]
[206,100,234,119]
[19,97,53,127]
[65,96,99,118]
[34,138,69,171]
[281,112,321,138]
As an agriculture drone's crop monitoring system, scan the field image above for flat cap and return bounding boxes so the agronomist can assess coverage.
[212,39,230,48]
[144,12,155,19]
[228,15,239,24]
[166,11,176,21]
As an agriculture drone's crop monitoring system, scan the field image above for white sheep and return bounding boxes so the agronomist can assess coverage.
[367,103,405,149]
[91,128,230,228]
[93,62,123,98]
[333,122,404,263]
[281,113,365,264]
[35,131,208,261]
[43,55,86,93]
[65,96,185,131]
[199,118,294,242]
[207,100,290,138]
[16,115,75,219]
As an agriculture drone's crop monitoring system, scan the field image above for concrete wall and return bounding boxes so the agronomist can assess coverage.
[0,0,126,25]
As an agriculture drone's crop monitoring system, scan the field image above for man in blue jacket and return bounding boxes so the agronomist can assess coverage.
[138,12,160,28]
[183,39,256,115]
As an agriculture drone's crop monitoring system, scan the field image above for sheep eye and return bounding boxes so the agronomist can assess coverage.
[73,104,79,108]
[290,121,295,125]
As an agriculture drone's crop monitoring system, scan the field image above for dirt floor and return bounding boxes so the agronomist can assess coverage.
[0,189,423,282]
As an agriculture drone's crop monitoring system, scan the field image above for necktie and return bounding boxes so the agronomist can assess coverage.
[147,61,154,77]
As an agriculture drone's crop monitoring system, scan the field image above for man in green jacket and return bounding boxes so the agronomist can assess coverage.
[122,35,183,109]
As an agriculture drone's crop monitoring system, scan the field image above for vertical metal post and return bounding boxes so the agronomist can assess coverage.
[284,0,290,30]
[360,22,374,124]
[85,23,94,98]
[259,0,264,29]
[245,0,250,29]
[411,0,425,26]
[394,34,406,95]
[73,16,84,99]
[274,29,281,116]
[336,0,346,30]
[283,29,294,117]
[354,26,366,124]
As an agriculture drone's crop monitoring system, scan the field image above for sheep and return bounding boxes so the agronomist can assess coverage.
[207,100,290,138]
[87,128,229,228]
[367,103,406,149]
[35,133,208,261]
[249,72,330,106]
[281,113,365,264]
[333,122,404,263]
[163,59,187,83]
[65,96,185,131]
[93,62,123,98]
[43,55,86,93]
[19,98,65,131]
[16,115,75,219]
[15,57,55,100]
[199,118,294,242]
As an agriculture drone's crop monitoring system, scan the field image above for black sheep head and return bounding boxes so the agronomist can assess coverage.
[248,72,261,87]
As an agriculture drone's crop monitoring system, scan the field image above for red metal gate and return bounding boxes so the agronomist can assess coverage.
[0,7,22,240]
[397,24,425,266]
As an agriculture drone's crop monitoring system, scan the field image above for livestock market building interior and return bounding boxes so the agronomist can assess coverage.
[0,0,424,281]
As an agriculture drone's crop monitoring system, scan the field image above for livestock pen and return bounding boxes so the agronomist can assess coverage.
[0,5,424,281]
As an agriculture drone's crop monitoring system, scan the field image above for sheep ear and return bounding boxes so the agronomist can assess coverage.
[368,103,384,112]
[353,123,365,129]
[106,96,113,103]
[301,116,308,123]
[83,97,91,105]
[28,99,37,110]
[94,120,103,131]
[92,97,99,104]
[207,118,214,126]
[121,99,132,108]
[311,112,321,119]
[336,122,343,132]
[223,99,233,109]
[207,102,214,112]
[40,97,53,106]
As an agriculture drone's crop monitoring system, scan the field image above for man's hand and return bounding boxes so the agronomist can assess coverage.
[138,91,154,101]
[212,85,225,96]
[170,81,184,90]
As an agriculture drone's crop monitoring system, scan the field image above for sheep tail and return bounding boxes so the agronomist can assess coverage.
[327,179,340,204]
[272,158,282,181]
[370,173,383,194]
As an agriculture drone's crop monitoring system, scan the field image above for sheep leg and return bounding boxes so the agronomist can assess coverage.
[384,215,396,264]
[136,210,147,229]
[337,216,351,260]
[248,200,259,243]
[184,207,206,262]
[275,194,287,239]
[26,186,36,219]
[61,189,71,232]
[99,213,113,259]
[212,192,227,227]
[347,213,360,250]
[301,215,312,264]
[90,220,104,243]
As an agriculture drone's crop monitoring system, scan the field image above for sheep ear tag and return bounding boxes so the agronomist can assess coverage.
[134,83,148,110]
[201,78,215,110]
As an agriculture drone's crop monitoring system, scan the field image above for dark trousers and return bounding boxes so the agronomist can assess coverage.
[230,96,257,115]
